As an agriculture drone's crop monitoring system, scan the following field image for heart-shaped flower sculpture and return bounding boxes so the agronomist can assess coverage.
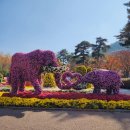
[61,71,82,89]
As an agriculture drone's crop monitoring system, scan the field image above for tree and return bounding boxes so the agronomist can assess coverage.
[114,50,130,77]
[92,37,110,60]
[87,57,106,69]
[0,53,11,76]
[101,51,130,77]
[57,49,72,64]
[101,55,122,71]
[116,1,130,48]
[73,41,91,64]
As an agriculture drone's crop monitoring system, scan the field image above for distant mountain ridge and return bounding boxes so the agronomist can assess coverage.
[107,42,129,53]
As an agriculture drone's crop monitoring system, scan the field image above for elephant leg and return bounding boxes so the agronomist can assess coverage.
[38,75,42,85]
[19,78,25,92]
[97,88,101,93]
[31,79,42,95]
[10,71,19,95]
[106,87,112,95]
[11,81,18,95]
[93,83,101,94]
[113,87,119,94]
[93,88,98,93]
[93,88,101,94]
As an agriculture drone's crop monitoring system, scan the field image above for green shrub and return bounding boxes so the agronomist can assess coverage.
[86,67,92,73]
[74,65,93,89]
[74,65,87,76]
[0,73,3,83]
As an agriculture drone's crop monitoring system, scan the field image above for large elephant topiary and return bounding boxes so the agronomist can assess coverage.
[9,49,59,95]
[82,69,122,94]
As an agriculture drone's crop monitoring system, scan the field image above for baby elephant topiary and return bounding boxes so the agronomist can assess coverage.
[82,69,122,94]
[8,49,58,95]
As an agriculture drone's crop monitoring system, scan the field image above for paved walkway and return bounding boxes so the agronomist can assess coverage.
[0,108,130,130]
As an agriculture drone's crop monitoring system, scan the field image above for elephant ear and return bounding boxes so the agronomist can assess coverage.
[87,71,97,79]
[93,71,99,78]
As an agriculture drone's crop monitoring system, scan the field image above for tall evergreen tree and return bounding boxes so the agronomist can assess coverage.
[92,37,110,59]
[57,49,72,64]
[73,41,91,64]
[116,1,130,48]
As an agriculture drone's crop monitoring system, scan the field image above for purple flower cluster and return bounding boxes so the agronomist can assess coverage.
[9,50,58,95]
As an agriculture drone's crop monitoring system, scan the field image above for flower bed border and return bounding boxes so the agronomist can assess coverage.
[0,106,130,113]
[2,91,130,101]
[0,96,130,110]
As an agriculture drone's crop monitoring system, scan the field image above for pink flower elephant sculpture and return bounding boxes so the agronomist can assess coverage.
[8,49,58,95]
[82,69,122,94]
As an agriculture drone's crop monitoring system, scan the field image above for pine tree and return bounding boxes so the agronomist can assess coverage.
[57,49,73,65]
[116,1,130,48]
[73,41,91,64]
[92,37,110,59]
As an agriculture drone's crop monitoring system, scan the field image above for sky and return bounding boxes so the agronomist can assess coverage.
[0,0,129,54]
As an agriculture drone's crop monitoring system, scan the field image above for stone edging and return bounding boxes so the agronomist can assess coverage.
[0,106,130,113]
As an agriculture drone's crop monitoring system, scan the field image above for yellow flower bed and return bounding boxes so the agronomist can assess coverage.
[0,94,130,110]
[43,73,57,88]
[0,92,4,97]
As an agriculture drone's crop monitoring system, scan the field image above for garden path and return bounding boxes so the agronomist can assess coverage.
[0,108,130,130]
